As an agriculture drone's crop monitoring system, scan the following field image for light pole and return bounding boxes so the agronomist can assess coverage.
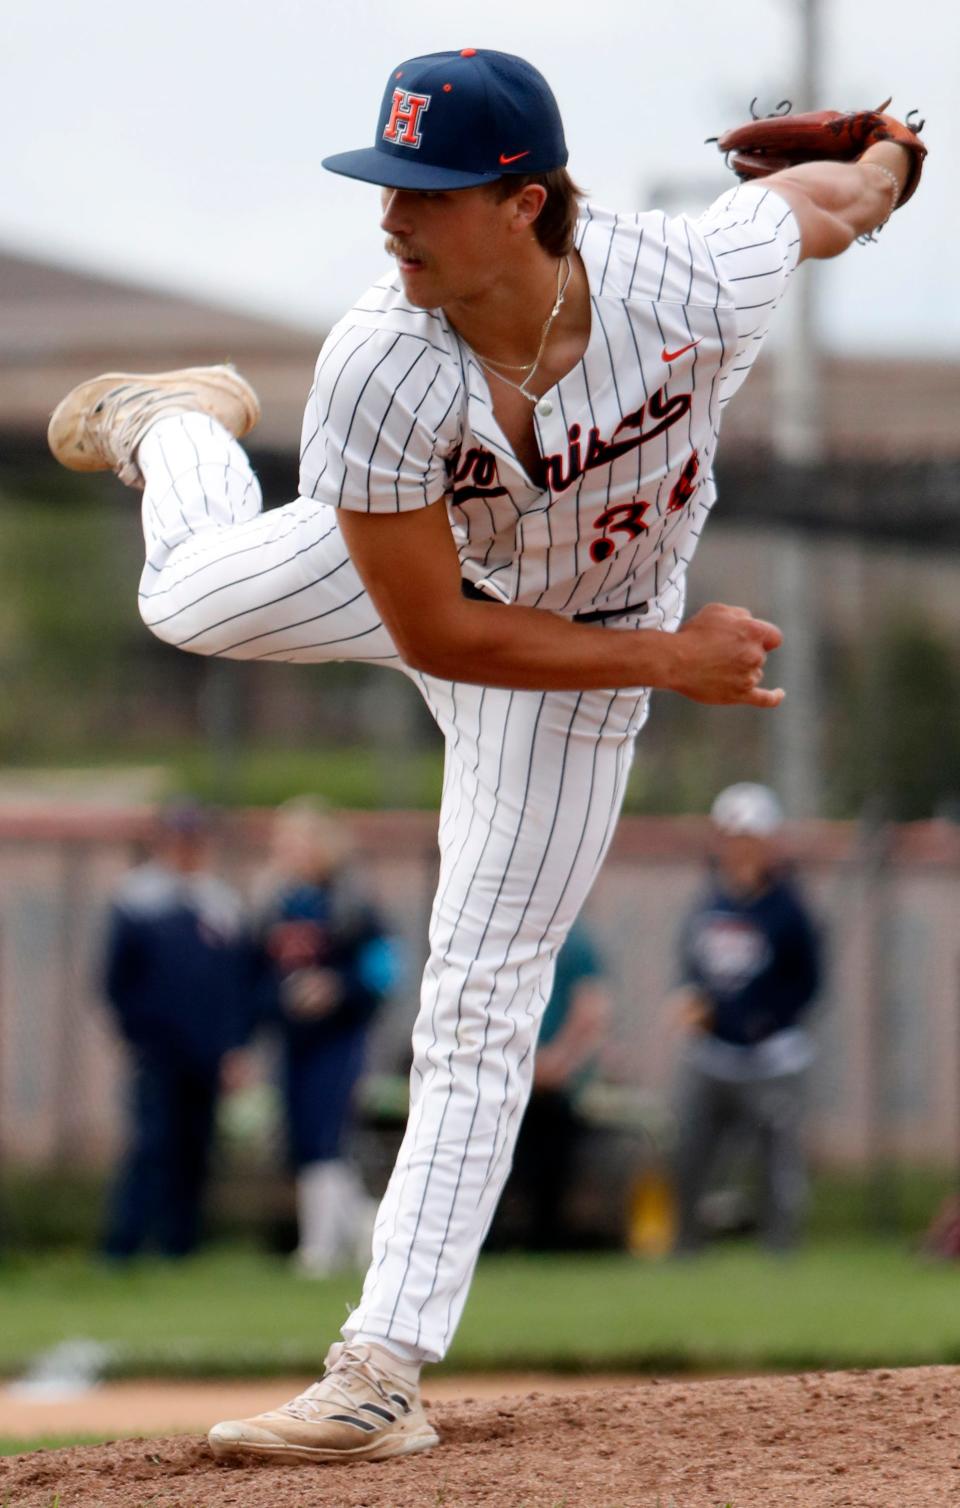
[768,0,824,820]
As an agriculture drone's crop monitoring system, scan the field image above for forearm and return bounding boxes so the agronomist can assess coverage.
[403,597,679,690]
[538,1002,608,1080]
[338,504,782,705]
[669,985,713,1032]
[766,141,913,258]
[404,596,785,707]
[535,1031,593,1086]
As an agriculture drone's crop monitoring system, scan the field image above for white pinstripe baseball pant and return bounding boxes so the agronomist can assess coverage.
[138,414,650,1361]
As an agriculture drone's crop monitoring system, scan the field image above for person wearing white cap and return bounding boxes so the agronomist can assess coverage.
[670,784,821,1254]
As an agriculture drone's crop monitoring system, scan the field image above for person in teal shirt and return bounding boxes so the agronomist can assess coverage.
[508,920,612,1249]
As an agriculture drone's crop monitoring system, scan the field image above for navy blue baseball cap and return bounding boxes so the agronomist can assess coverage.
[322,48,568,191]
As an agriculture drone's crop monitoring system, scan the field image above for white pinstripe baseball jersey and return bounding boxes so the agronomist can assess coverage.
[299,183,799,629]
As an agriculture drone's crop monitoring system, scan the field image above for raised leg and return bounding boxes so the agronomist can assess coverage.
[136,414,401,667]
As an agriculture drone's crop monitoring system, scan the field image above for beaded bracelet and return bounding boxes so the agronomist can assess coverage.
[871,161,902,218]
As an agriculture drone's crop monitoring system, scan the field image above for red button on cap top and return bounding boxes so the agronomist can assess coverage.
[460,47,477,56]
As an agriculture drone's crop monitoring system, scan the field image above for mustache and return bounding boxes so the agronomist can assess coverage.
[385,238,425,263]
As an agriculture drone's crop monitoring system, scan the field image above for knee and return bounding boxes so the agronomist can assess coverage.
[138,596,222,658]
[138,604,179,650]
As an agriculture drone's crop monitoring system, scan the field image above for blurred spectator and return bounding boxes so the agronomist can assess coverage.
[920,1194,960,1259]
[255,797,400,1276]
[100,803,253,1260]
[501,920,613,1250]
[669,784,821,1254]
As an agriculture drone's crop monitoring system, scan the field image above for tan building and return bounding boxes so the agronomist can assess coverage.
[1,248,320,456]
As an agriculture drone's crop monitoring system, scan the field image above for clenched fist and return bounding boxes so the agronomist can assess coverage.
[668,603,784,707]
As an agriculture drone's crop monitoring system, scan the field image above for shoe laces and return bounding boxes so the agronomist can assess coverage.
[276,1344,404,1423]
[89,382,194,487]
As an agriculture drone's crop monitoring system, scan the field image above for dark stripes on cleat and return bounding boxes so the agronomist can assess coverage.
[326,1413,378,1432]
[359,1402,398,1422]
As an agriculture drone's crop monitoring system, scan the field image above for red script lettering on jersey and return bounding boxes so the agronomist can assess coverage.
[539,384,692,495]
[589,501,651,563]
[448,445,509,505]
[665,450,700,513]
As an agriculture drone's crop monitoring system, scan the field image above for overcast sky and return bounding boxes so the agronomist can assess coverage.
[2,0,953,352]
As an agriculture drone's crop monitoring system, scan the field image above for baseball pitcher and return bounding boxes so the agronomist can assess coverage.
[48,48,924,1464]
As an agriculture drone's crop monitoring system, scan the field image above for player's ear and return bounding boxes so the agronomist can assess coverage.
[506,182,548,235]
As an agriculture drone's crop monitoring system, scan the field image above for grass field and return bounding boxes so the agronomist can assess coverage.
[1,1239,959,1381]
[0,1435,102,1457]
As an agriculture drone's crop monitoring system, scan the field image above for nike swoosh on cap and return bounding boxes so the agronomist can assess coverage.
[499,150,531,165]
[661,339,702,362]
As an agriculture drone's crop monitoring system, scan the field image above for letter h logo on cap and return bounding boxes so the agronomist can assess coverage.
[383,89,431,149]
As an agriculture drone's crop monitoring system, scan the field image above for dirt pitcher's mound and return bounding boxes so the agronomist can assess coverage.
[2,1366,959,1507]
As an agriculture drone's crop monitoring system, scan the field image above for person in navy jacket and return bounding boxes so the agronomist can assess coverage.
[255,798,400,1275]
[101,803,253,1259]
[670,783,821,1253]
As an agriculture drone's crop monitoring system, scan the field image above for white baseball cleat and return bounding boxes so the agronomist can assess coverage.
[207,1342,439,1464]
[47,365,261,489]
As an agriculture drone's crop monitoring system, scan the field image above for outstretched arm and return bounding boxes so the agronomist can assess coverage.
[337,501,784,703]
[753,140,914,261]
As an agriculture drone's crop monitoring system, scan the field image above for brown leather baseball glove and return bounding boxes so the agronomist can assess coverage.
[711,99,927,206]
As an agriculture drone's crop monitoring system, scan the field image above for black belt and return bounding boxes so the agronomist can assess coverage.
[572,601,649,623]
[460,580,647,622]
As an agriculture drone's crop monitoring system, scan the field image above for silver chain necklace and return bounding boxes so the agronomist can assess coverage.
[471,255,571,418]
